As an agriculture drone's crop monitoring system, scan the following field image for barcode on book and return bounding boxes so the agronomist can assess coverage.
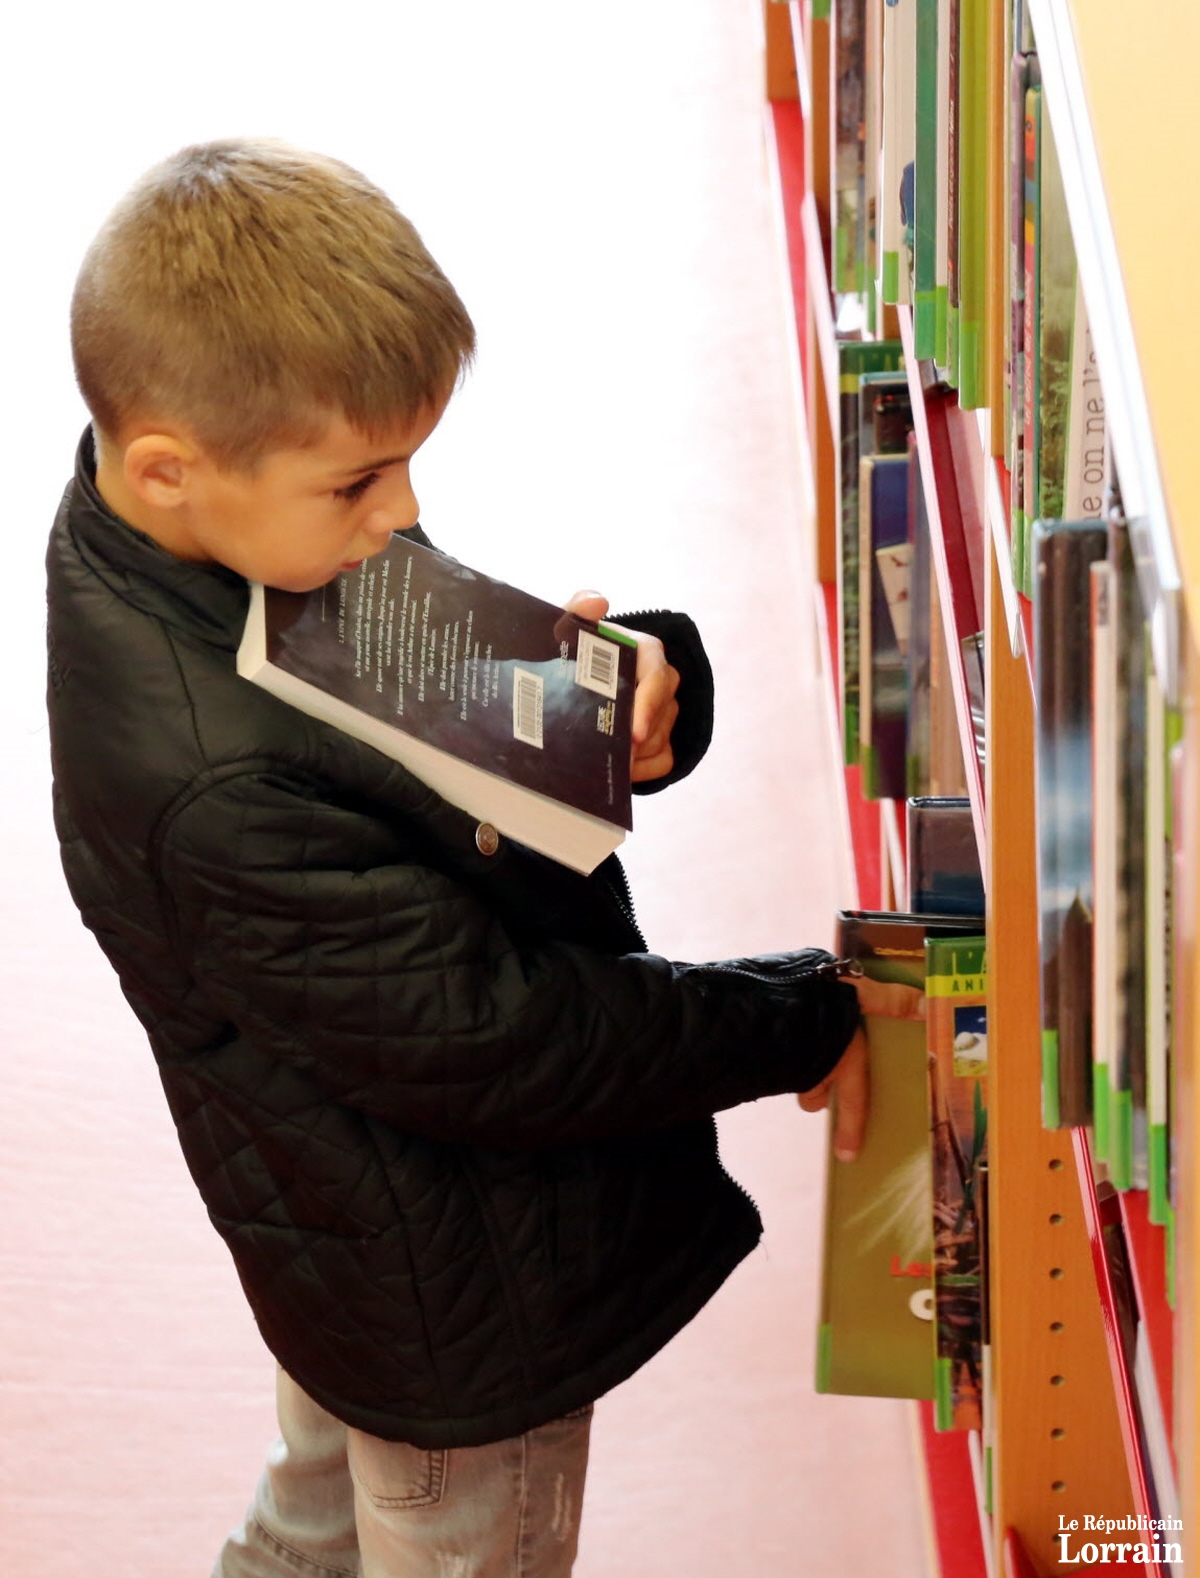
[575,629,620,699]
[512,668,544,749]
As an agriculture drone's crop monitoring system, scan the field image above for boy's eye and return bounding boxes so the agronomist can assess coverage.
[333,471,380,504]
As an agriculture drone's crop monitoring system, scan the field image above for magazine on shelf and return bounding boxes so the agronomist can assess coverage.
[926,932,988,1432]
[1063,286,1106,522]
[1032,517,1107,1128]
[237,535,638,875]
[817,909,984,1400]
[859,454,912,800]
[1019,77,1042,597]
[837,341,906,766]
[954,0,989,409]
[1107,519,1149,1190]
[880,0,918,305]
[913,0,940,354]
[1090,557,1116,1162]
[1146,660,1183,1225]
[833,0,869,299]
[908,796,984,917]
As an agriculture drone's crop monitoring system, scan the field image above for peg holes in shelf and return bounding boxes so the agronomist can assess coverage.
[1050,1428,1066,1441]
[1049,1157,1065,1171]
[1049,1212,1064,1226]
[1049,1266,1065,1280]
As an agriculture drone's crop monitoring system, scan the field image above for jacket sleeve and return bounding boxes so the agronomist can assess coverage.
[157,765,859,1150]
[612,608,714,792]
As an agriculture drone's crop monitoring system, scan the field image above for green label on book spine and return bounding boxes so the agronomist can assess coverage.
[1108,1090,1133,1191]
[815,1323,833,1392]
[914,290,938,360]
[1149,1125,1170,1226]
[958,320,981,409]
[813,0,831,17]
[935,286,948,370]
[1092,1064,1110,1163]
[934,1357,955,1431]
[1041,1029,1061,1130]
[882,251,900,305]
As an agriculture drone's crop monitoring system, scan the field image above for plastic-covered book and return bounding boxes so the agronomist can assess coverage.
[816,908,983,1400]
[926,932,987,1432]
[237,534,638,874]
[1032,517,1107,1127]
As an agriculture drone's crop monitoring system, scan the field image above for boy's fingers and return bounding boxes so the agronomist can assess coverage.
[831,1029,869,1161]
[852,978,925,1021]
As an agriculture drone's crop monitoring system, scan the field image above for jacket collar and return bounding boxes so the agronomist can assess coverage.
[66,428,250,651]
[63,428,434,653]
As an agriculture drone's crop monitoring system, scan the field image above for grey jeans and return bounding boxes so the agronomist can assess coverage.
[212,1368,593,1578]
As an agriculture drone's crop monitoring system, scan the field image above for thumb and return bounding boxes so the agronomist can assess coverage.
[563,589,610,623]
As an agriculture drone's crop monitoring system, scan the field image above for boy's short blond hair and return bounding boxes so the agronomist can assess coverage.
[72,138,476,470]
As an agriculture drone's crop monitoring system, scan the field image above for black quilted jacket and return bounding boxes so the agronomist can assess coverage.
[46,433,862,1447]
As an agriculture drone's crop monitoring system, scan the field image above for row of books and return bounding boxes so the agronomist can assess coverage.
[1033,513,1182,1233]
[831,0,997,393]
[817,799,987,1434]
[829,0,1106,600]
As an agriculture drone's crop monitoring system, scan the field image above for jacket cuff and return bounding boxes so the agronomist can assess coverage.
[611,609,714,793]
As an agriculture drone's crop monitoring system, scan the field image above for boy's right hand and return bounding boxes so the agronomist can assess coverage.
[797,977,924,1163]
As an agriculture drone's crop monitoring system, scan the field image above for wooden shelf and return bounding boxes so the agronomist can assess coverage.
[760,1,1195,1570]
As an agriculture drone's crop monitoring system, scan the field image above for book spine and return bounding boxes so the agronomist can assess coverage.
[913,0,939,352]
[955,0,988,408]
[944,0,961,384]
[1021,82,1041,599]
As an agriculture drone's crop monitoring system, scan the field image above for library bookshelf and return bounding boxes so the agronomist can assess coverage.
[761,1,1196,1574]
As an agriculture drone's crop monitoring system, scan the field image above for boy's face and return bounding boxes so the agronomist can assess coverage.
[149,402,445,593]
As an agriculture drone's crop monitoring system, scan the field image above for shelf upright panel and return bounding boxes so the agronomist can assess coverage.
[985,532,1138,1574]
[1071,1133,1173,1576]
[763,0,800,102]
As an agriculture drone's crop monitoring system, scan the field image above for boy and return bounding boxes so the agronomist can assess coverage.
[47,140,898,1578]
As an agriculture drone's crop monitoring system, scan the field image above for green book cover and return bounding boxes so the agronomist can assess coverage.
[817,910,983,1399]
[926,934,987,1432]
[955,0,988,409]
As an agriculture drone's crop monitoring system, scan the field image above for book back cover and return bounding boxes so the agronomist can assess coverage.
[257,536,637,827]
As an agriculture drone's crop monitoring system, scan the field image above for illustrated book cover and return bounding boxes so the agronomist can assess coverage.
[816,908,983,1400]
[926,932,988,1432]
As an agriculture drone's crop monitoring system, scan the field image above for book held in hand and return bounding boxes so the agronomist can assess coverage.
[816,908,983,1402]
[237,534,638,875]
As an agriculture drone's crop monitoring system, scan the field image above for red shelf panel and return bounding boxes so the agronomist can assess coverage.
[917,1402,990,1578]
[1073,1132,1171,1574]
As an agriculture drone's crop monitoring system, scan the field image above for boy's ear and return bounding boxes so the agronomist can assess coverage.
[122,432,201,511]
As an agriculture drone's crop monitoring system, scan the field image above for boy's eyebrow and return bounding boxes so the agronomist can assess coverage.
[331,453,410,479]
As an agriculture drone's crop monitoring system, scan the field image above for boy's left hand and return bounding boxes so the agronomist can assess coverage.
[563,591,681,783]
